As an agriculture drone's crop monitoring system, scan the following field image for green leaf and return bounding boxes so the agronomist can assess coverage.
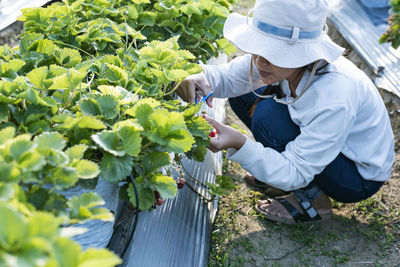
[9,139,34,161]
[150,174,177,199]
[65,144,88,161]
[128,6,138,20]
[117,126,142,157]
[68,192,112,222]
[0,204,27,251]
[79,99,101,117]
[100,153,133,183]
[97,95,119,120]
[92,131,124,156]
[216,38,237,55]
[139,11,157,26]
[52,238,81,267]
[34,132,67,151]
[0,183,15,201]
[103,63,127,85]
[216,175,235,190]
[0,127,15,145]
[142,152,170,175]
[51,166,79,190]
[28,211,63,240]
[78,116,106,129]
[75,159,100,179]
[26,66,49,90]
[0,162,20,182]
[165,129,195,153]
[187,145,207,162]
[18,151,46,172]
[186,116,213,138]
[56,48,82,68]
[127,181,154,210]
[78,248,122,267]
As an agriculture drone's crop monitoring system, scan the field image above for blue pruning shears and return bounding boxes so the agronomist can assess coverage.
[195,91,214,104]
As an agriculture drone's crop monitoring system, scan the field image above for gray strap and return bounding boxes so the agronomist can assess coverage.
[293,184,322,220]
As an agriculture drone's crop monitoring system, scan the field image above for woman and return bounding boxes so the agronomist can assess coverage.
[177,0,394,224]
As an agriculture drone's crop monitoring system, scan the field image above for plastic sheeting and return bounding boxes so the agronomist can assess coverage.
[120,98,226,267]
[0,0,52,31]
[329,0,400,98]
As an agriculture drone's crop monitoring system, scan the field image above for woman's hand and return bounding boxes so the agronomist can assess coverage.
[176,72,213,107]
[204,116,247,152]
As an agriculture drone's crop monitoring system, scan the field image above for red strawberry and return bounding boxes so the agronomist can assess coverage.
[209,130,216,138]
[154,190,161,200]
[156,198,164,206]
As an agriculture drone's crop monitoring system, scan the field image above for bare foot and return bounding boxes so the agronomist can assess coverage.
[257,192,332,220]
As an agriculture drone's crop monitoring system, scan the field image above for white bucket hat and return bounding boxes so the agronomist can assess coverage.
[223,0,345,68]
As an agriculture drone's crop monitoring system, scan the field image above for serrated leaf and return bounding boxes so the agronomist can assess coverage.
[78,248,122,267]
[186,116,213,138]
[75,159,100,179]
[167,69,189,81]
[127,181,154,211]
[97,95,119,120]
[52,238,81,267]
[51,166,79,190]
[0,204,27,251]
[28,212,63,240]
[92,131,124,156]
[117,126,141,157]
[79,98,101,116]
[103,63,127,85]
[100,153,133,183]
[78,116,106,129]
[150,174,177,199]
[183,104,201,117]
[128,6,138,19]
[18,151,46,172]
[26,66,49,90]
[216,38,237,55]
[97,85,120,98]
[56,48,82,68]
[34,132,66,151]
[65,144,88,161]
[142,152,170,175]
[166,129,195,153]
[0,127,15,145]
[9,139,34,161]
[68,192,112,222]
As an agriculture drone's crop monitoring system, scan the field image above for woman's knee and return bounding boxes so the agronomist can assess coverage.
[251,99,299,150]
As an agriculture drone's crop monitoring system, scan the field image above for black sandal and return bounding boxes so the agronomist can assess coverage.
[255,184,332,224]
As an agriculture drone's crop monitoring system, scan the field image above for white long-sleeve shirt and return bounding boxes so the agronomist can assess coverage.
[203,54,394,191]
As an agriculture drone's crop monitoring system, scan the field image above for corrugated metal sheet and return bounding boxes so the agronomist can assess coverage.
[329,0,400,98]
[121,98,226,267]
[0,0,52,31]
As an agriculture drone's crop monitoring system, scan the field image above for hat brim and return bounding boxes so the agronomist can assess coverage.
[223,13,345,68]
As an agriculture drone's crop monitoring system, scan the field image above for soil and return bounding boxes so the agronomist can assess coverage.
[208,2,400,267]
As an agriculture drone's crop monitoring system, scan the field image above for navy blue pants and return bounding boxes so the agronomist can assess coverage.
[229,88,383,203]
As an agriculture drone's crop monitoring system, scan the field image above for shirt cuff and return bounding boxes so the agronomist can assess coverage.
[226,136,261,167]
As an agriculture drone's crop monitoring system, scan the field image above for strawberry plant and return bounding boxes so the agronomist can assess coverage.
[0,0,238,263]
[380,0,400,48]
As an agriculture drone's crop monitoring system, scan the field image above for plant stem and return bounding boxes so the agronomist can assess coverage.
[177,158,209,188]
[52,40,94,58]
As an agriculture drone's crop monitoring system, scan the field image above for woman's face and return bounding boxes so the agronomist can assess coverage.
[252,55,304,89]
